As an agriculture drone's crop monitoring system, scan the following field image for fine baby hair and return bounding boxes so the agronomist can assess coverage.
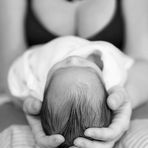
[40,67,112,148]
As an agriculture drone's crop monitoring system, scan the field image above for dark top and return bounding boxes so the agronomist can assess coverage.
[25,0,124,50]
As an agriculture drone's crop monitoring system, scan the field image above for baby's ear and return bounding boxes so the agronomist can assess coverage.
[87,51,104,70]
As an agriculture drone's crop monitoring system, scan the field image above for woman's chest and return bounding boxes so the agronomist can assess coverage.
[32,0,116,38]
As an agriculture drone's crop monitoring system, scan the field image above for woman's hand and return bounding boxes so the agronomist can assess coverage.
[23,97,65,148]
[71,86,132,148]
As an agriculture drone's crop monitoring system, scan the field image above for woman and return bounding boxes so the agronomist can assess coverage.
[0,0,148,147]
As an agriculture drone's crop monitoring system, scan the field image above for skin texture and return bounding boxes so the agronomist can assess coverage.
[1,0,148,148]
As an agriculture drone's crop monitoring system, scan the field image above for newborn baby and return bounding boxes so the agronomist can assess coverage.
[8,36,134,148]
[40,66,111,147]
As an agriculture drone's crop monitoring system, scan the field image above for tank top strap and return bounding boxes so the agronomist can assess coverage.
[27,0,33,12]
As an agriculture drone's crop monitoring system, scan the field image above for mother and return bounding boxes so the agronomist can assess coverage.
[1,0,148,147]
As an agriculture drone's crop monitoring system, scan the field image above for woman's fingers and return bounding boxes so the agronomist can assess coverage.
[36,134,65,148]
[107,86,128,110]
[84,102,131,141]
[23,87,131,147]
[24,97,65,148]
[84,86,132,141]
[84,103,131,141]
[74,137,114,148]
[23,97,42,114]
[26,114,65,148]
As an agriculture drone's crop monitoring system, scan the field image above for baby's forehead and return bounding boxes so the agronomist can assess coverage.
[52,67,100,86]
[45,66,106,112]
[47,67,104,97]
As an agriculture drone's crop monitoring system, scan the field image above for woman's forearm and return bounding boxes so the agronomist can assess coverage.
[0,46,25,94]
[125,59,148,109]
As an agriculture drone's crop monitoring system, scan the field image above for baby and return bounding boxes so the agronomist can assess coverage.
[40,66,112,147]
[8,36,134,148]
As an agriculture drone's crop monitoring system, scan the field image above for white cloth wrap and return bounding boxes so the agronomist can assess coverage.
[8,36,134,101]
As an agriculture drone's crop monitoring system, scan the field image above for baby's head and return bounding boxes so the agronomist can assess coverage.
[40,57,112,148]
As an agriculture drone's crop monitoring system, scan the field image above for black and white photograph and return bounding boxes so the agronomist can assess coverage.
[0,0,148,148]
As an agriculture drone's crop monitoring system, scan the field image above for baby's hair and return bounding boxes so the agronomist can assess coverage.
[40,71,112,148]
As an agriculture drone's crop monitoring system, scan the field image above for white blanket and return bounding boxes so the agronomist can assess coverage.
[8,36,134,101]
